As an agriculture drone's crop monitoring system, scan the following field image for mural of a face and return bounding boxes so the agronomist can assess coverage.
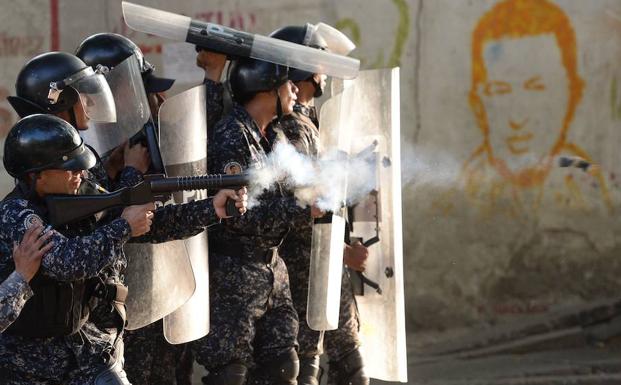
[469,0,584,187]
[480,35,569,172]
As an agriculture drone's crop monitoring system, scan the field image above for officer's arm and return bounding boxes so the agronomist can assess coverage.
[205,79,225,131]
[130,198,217,243]
[226,190,310,235]
[3,201,131,282]
[0,271,33,332]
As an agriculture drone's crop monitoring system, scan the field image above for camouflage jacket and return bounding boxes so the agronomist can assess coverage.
[207,104,310,254]
[0,271,33,333]
[0,196,132,283]
[278,104,320,158]
[0,191,132,372]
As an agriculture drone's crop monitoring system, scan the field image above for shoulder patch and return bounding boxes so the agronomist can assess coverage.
[223,162,243,175]
[23,213,43,229]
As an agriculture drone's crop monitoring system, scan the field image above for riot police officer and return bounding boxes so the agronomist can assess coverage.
[75,32,193,385]
[191,57,317,385]
[5,49,248,383]
[0,114,155,384]
[269,24,370,385]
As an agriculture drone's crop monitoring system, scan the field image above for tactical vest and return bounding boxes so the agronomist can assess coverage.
[2,184,98,337]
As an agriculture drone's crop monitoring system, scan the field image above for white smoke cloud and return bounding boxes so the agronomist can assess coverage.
[247,141,380,211]
[400,142,461,191]
[244,140,469,211]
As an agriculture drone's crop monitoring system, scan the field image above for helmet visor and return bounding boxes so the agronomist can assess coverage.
[309,23,356,56]
[72,72,117,123]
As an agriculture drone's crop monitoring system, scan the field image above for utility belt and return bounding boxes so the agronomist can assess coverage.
[209,241,278,265]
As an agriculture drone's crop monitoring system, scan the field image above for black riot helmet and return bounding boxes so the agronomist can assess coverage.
[269,24,328,85]
[76,33,174,93]
[8,52,117,124]
[229,57,289,105]
[4,114,96,179]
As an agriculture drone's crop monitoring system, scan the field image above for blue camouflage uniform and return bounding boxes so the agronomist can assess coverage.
[0,169,221,385]
[0,187,133,384]
[0,271,33,333]
[191,103,309,384]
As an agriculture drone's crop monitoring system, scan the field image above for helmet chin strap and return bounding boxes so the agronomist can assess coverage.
[68,107,78,129]
[276,93,284,123]
[311,77,323,98]
[24,172,40,200]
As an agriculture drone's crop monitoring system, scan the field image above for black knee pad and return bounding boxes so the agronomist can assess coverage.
[253,348,299,385]
[94,361,131,385]
[330,348,369,385]
[202,362,248,385]
[297,355,320,385]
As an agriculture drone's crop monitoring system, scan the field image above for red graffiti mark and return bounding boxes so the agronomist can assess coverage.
[0,34,45,57]
[50,0,59,50]
[138,44,162,55]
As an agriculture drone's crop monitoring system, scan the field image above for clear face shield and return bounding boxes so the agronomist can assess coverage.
[48,66,117,123]
[308,23,356,56]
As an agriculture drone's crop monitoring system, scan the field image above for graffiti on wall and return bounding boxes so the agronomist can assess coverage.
[436,0,612,220]
[336,0,410,68]
[0,33,45,58]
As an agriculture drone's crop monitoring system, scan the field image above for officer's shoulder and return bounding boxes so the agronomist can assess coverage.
[214,113,245,139]
[0,198,29,213]
[281,114,311,134]
[0,199,33,229]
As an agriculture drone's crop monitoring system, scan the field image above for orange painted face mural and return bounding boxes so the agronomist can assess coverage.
[462,0,612,215]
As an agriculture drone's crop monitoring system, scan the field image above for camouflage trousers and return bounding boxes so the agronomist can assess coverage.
[286,246,362,384]
[123,320,193,385]
[288,259,360,361]
[0,322,123,385]
[191,251,298,383]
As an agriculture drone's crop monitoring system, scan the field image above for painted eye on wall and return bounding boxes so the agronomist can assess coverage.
[484,81,512,96]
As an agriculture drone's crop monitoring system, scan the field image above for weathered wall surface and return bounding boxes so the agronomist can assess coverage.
[2,0,621,356]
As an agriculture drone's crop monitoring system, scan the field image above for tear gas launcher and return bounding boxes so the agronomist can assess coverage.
[45,173,251,227]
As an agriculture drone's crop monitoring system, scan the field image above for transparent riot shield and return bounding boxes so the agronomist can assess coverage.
[124,85,207,331]
[306,86,353,331]
[81,55,150,157]
[347,69,407,382]
[158,85,211,344]
[123,241,195,330]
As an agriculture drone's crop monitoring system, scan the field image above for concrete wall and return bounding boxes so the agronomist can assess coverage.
[2,0,621,354]
[410,0,621,343]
